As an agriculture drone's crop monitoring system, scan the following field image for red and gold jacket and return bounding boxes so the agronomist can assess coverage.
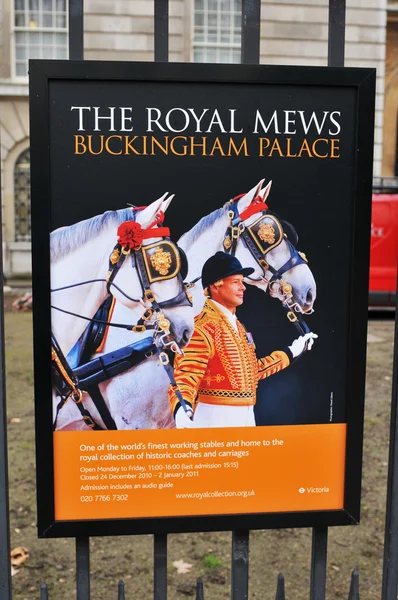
[168,299,291,415]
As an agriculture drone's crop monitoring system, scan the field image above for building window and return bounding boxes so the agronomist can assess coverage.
[193,0,242,63]
[14,149,31,242]
[14,0,68,77]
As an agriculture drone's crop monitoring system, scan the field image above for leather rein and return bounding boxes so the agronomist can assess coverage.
[51,210,192,337]
[222,195,311,336]
[51,200,313,430]
[51,210,193,430]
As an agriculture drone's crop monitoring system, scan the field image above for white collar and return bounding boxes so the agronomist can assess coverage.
[211,300,238,332]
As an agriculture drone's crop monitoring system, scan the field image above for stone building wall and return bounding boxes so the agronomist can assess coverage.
[259,0,387,176]
[84,0,190,62]
[0,0,389,281]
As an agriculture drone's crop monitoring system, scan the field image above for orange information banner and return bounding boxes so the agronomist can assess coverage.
[54,423,346,520]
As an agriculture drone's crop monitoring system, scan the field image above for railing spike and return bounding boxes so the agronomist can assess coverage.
[118,579,125,600]
[275,573,285,600]
[40,582,48,600]
[348,569,359,600]
[196,577,204,600]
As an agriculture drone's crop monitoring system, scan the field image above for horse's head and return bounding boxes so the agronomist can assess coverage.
[108,194,194,348]
[233,180,316,314]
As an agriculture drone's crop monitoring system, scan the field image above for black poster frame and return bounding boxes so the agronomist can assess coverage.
[29,60,375,538]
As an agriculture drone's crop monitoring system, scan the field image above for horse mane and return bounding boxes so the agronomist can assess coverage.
[181,203,229,246]
[50,208,133,261]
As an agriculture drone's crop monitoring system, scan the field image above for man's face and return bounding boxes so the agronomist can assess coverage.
[210,274,246,311]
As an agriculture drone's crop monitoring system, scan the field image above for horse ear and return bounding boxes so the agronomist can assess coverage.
[237,179,265,213]
[162,194,175,213]
[137,197,165,228]
[260,180,272,202]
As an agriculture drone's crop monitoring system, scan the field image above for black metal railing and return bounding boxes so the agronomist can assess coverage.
[2,1,398,599]
[36,570,362,599]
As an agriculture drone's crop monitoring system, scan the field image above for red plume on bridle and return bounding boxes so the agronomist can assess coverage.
[117,209,170,250]
[232,194,269,220]
[117,221,144,250]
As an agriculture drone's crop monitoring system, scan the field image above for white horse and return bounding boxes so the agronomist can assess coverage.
[179,178,316,315]
[51,194,194,430]
[57,179,316,431]
[52,302,163,430]
[50,194,193,356]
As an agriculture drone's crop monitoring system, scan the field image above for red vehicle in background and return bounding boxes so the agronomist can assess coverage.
[369,177,398,307]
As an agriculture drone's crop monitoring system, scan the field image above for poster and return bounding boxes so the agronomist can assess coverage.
[29,61,375,537]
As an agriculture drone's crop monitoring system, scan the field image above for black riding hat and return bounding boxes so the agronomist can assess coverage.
[201,252,254,290]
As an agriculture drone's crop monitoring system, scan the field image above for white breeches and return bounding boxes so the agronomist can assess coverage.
[192,403,256,428]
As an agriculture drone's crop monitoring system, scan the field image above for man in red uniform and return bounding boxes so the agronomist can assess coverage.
[168,252,317,428]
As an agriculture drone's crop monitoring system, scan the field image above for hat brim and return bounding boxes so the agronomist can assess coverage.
[210,266,255,285]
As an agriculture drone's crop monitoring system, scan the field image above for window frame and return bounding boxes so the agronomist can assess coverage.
[11,0,69,80]
[192,0,242,64]
[13,147,31,242]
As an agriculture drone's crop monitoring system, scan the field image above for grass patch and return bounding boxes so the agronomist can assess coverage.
[203,554,223,569]
[4,311,396,600]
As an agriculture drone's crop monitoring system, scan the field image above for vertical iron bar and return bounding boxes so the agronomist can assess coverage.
[275,573,285,600]
[69,2,85,595]
[348,569,359,600]
[153,1,168,591]
[154,0,169,62]
[118,580,125,600]
[0,133,11,600]
[241,0,261,64]
[381,274,398,600]
[40,582,49,600]
[328,0,346,67]
[310,526,328,600]
[69,0,84,60]
[310,6,345,597]
[76,537,90,600]
[196,577,204,600]
[231,530,249,600]
[154,533,167,600]
[236,0,259,592]
[237,1,259,584]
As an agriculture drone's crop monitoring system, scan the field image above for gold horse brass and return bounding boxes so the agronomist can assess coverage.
[150,247,172,276]
[258,222,276,244]
[142,241,181,283]
[247,214,283,255]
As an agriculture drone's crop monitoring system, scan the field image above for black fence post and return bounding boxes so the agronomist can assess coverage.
[69,0,84,60]
[40,582,49,600]
[231,530,250,600]
[76,537,90,600]
[381,274,398,600]
[154,534,168,600]
[275,573,285,600]
[196,577,204,600]
[231,4,260,597]
[310,526,328,600]
[241,0,261,64]
[348,569,359,600]
[154,0,169,62]
[68,4,87,597]
[153,3,168,599]
[118,580,125,600]
[308,6,347,596]
[0,135,12,600]
[328,0,346,67]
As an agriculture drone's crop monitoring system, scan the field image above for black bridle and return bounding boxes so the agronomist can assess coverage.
[51,209,193,430]
[51,209,192,338]
[222,195,312,335]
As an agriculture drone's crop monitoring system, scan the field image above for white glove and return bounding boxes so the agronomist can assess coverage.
[175,406,194,428]
[288,332,318,359]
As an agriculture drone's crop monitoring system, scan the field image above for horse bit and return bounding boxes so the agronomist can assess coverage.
[221,194,313,335]
[51,209,192,429]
